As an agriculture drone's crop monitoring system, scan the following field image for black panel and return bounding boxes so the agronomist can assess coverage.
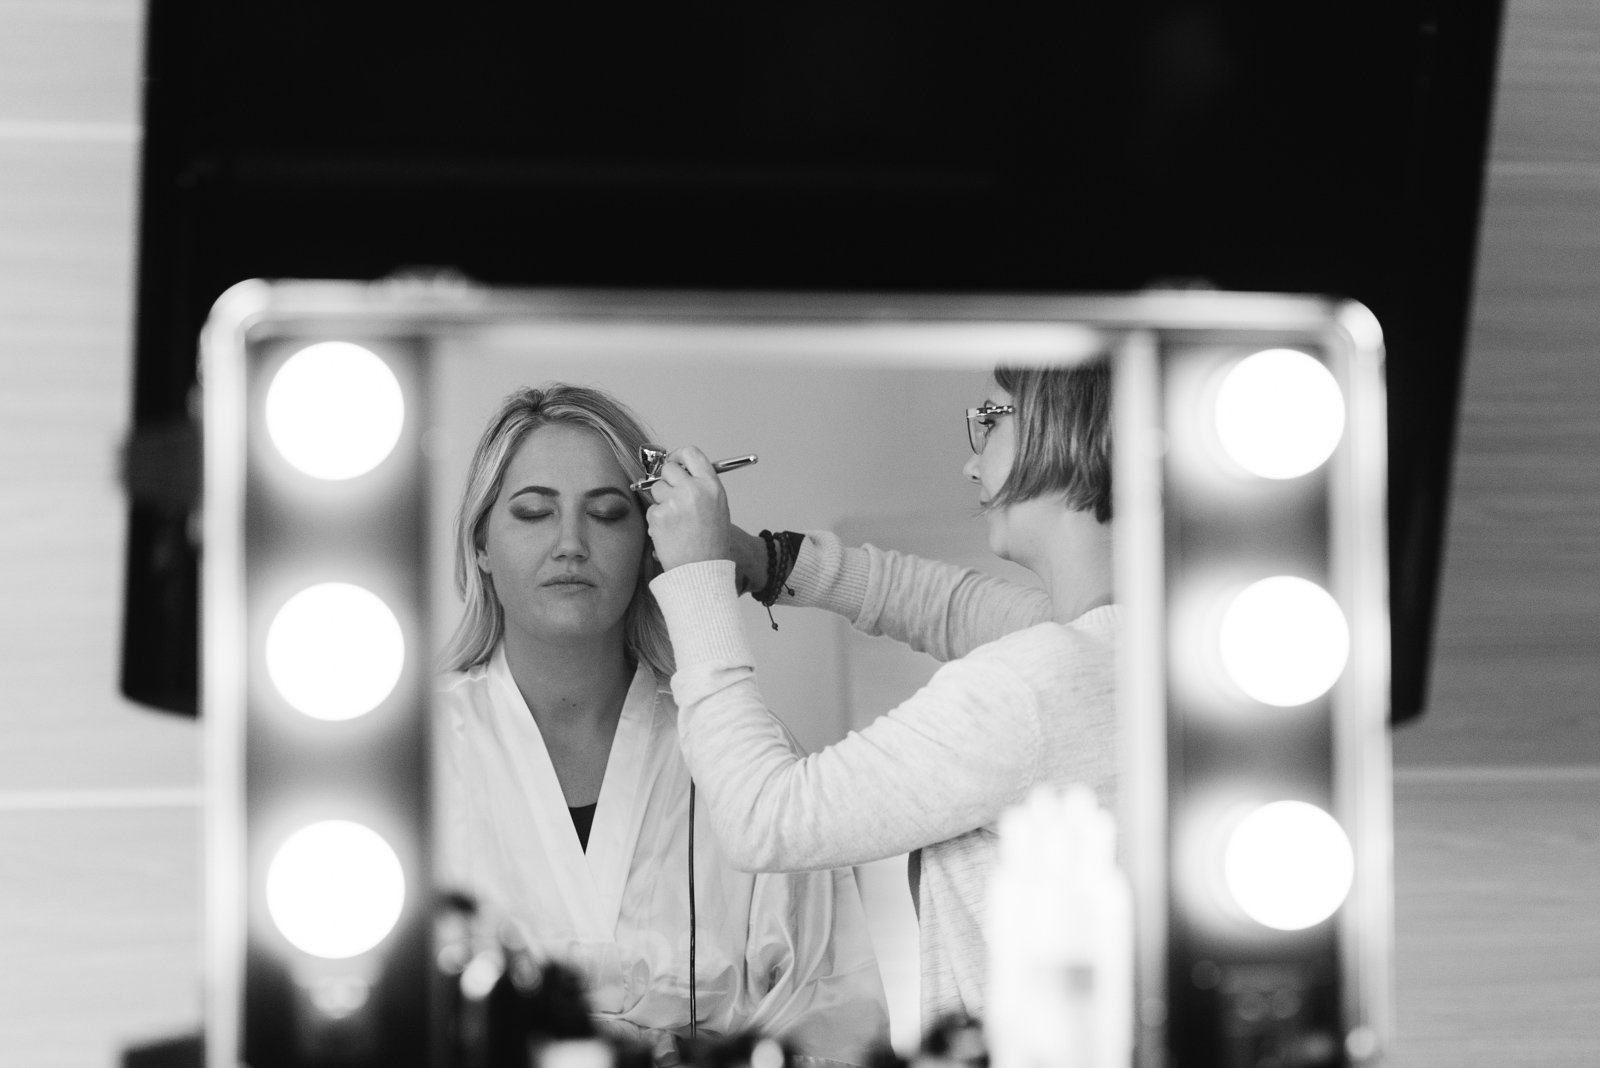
[126,0,1506,718]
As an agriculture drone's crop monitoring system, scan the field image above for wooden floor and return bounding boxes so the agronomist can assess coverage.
[0,0,1597,1064]
[1392,768,1600,1066]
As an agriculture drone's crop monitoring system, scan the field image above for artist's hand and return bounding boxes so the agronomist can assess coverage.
[646,447,735,572]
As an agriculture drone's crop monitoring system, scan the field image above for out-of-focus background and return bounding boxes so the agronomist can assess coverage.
[0,0,1597,1065]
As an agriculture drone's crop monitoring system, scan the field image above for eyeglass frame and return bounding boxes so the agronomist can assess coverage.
[965,404,1015,454]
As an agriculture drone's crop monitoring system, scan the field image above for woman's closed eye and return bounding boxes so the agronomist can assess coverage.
[510,506,630,522]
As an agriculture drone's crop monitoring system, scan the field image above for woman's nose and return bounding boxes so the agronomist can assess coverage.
[962,451,981,484]
[552,516,589,559]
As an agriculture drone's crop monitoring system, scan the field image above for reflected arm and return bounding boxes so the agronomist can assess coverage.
[770,530,1051,659]
[652,561,1051,871]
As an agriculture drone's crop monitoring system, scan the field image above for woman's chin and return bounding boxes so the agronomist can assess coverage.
[513,610,624,648]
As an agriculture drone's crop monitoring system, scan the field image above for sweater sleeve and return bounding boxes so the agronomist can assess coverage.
[653,560,1044,872]
[779,531,1053,662]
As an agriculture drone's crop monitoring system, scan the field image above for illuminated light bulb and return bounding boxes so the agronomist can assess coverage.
[1219,576,1349,707]
[266,820,405,958]
[265,341,404,480]
[266,583,404,720]
[1214,349,1344,479]
[1223,801,1353,930]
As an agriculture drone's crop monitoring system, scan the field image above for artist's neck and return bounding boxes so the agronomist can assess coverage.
[500,626,634,739]
[1023,508,1115,626]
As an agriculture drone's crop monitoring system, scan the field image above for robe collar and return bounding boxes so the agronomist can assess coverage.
[486,646,662,940]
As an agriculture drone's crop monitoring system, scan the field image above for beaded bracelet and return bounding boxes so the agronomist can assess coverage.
[753,530,804,630]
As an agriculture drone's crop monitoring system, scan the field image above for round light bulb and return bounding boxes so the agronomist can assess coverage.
[1214,349,1344,479]
[1219,576,1349,707]
[266,342,404,480]
[266,820,405,958]
[1224,801,1353,930]
[266,583,404,720]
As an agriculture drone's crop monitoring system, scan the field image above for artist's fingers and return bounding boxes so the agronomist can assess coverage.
[655,458,692,488]
[668,446,718,479]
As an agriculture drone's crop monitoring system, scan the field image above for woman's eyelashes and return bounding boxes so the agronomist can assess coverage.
[508,504,631,523]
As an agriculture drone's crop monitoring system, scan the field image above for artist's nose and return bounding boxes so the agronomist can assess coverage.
[963,450,981,485]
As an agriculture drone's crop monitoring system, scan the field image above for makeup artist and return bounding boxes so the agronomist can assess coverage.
[643,360,1119,1029]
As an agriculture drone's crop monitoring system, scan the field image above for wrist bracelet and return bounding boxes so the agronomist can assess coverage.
[753,530,804,630]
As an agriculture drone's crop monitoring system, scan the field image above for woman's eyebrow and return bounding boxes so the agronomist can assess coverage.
[508,485,632,501]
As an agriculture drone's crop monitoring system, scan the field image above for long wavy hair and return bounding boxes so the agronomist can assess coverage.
[442,384,674,679]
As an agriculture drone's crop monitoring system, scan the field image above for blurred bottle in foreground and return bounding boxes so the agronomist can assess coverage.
[987,786,1133,1068]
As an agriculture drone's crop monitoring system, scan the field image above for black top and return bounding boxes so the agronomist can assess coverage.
[569,803,598,853]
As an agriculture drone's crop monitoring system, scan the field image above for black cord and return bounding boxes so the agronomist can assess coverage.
[688,780,698,1039]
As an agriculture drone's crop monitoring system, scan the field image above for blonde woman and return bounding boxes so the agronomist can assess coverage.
[435,384,887,1066]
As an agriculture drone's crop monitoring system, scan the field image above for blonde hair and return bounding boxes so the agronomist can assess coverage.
[442,384,674,678]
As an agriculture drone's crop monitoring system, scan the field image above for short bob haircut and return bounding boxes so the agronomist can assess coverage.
[987,359,1113,523]
[442,384,674,678]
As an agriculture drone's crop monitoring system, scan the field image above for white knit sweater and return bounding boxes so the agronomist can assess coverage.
[650,532,1119,1027]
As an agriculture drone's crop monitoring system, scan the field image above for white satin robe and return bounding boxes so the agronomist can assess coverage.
[435,649,888,1066]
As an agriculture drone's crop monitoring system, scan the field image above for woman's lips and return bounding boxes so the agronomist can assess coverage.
[542,576,595,588]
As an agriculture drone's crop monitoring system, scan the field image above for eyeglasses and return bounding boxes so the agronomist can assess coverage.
[965,404,1015,454]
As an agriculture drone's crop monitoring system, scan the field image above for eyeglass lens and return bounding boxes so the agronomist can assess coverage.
[967,411,995,454]
[967,405,1014,454]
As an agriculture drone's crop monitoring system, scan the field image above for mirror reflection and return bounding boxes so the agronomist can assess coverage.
[427,341,1114,1064]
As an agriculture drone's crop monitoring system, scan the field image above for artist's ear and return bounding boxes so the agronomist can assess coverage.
[475,543,492,575]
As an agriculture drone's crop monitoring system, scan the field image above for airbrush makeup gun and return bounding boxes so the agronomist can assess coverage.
[630,444,758,493]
